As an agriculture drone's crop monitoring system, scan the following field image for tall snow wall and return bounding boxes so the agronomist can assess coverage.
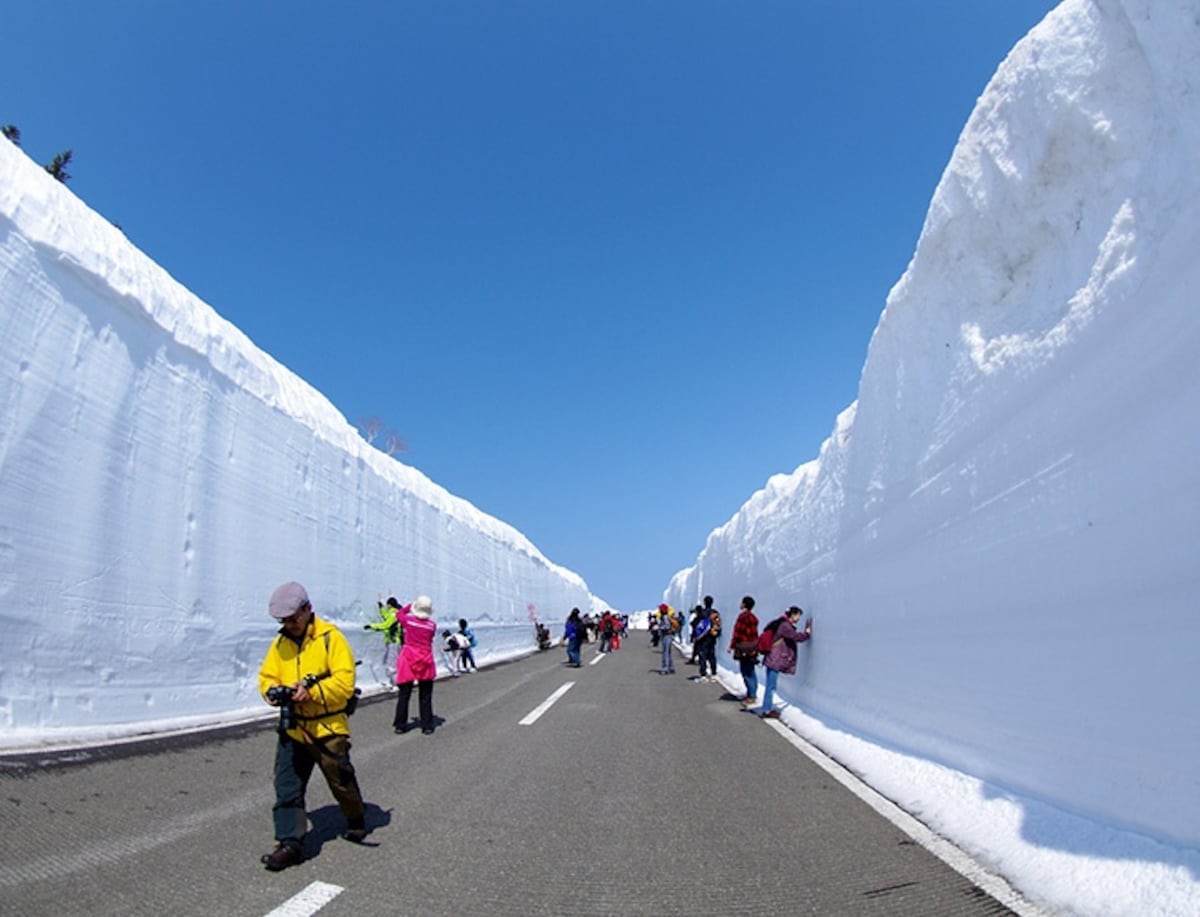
[666,0,1200,848]
[0,138,596,747]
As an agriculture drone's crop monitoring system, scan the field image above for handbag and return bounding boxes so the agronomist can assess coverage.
[733,640,758,659]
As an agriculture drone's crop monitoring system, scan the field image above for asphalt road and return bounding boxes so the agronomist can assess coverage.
[0,638,1022,916]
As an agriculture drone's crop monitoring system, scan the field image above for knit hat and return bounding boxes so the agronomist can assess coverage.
[658,603,668,612]
[269,581,310,619]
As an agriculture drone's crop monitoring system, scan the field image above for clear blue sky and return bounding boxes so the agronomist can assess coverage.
[6,1,1058,611]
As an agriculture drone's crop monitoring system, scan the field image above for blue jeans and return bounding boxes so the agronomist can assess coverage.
[762,666,781,712]
[567,637,582,666]
[660,635,675,672]
[738,657,758,700]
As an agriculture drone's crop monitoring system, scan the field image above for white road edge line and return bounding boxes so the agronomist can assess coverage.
[262,880,343,917]
[762,718,1052,917]
[519,682,575,725]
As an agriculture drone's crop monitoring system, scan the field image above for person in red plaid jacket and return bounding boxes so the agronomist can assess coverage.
[728,596,760,706]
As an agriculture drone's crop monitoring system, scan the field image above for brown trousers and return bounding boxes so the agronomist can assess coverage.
[272,732,364,843]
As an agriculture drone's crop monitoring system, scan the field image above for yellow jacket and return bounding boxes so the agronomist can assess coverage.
[258,614,357,742]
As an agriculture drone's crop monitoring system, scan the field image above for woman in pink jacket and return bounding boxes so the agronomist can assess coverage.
[393,595,439,735]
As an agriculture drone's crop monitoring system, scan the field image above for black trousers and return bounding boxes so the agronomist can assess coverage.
[394,680,433,730]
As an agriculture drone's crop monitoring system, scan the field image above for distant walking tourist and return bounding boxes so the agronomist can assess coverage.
[564,607,584,667]
[728,596,760,706]
[687,605,703,665]
[457,618,479,672]
[657,604,679,674]
[759,605,812,719]
[599,610,616,653]
[393,595,439,734]
[692,596,720,683]
[258,581,367,871]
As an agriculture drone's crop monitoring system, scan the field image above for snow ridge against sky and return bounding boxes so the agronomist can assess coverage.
[0,135,603,744]
[666,0,1200,913]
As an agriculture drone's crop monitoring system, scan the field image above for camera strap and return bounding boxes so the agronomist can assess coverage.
[280,631,362,721]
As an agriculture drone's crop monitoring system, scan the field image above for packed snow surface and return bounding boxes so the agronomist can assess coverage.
[667,1,1199,914]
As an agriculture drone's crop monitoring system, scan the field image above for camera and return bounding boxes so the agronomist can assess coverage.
[265,684,296,705]
[267,674,358,733]
[266,684,298,733]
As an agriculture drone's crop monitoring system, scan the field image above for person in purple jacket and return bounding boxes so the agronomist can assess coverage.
[759,605,812,719]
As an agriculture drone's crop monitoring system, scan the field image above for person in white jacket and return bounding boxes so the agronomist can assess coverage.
[441,629,470,676]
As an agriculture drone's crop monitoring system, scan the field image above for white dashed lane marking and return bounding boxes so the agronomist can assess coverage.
[262,880,343,917]
[518,682,575,725]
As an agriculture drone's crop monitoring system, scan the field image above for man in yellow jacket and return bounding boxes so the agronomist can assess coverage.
[258,581,366,870]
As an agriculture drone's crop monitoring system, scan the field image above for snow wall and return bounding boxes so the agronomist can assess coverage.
[0,137,602,749]
[666,0,1200,849]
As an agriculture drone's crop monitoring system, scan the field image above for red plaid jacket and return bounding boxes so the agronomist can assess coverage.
[729,608,759,656]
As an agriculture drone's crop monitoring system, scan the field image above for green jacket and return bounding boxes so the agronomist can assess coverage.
[366,603,404,645]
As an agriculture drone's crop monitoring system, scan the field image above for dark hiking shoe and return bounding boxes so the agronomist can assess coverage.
[261,841,302,871]
[760,709,781,719]
[343,827,368,843]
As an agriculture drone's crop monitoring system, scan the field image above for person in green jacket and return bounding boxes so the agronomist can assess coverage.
[364,594,404,682]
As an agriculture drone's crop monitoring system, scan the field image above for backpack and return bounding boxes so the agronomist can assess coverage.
[662,613,678,635]
[756,617,782,655]
[693,617,712,641]
[710,610,722,638]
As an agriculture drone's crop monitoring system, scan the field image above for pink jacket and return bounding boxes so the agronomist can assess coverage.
[394,609,438,683]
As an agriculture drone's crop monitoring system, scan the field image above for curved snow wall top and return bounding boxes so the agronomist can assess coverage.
[666,0,1200,848]
[0,137,596,747]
